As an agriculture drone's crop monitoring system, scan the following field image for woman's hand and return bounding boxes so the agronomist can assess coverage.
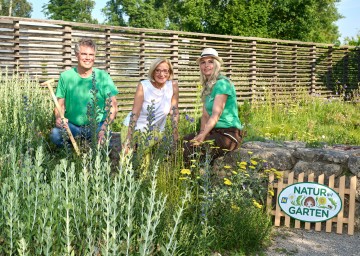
[122,139,132,154]
[191,131,206,146]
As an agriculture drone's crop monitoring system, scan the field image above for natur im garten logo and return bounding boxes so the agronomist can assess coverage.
[278,182,342,222]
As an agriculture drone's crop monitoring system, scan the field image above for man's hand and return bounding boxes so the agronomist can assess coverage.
[56,117,68,129]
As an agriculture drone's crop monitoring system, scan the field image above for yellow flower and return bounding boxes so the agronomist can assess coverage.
[231,204,240,211]
[274,171,283,179]
[239,161,247,166]
[248,151,253,155]
[204,140,215,145]
[224,178,232,186]
[245,173,250,177]
[318,197,327,205]
[190,164,196,168]
[250,160,258,165]
[253,200,263,209]
[232,171,238,175]
[249,166,256,169]
[180,169,191,175]
[190,159,196,162]
[224,165,231,169]
[268,189,275,197]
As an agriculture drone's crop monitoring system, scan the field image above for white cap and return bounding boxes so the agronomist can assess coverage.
[196,48,223,64]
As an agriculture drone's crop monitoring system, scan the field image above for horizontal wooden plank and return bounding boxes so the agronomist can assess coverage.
[0,16,358,111]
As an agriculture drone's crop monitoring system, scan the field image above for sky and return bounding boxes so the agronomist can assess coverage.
[29,0,360,44]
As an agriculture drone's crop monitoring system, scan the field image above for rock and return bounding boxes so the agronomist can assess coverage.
[293,148,323,162]
[348,151,360,177]
[241,140,282,149]
[239,148,295,171]
[293,161,343,177]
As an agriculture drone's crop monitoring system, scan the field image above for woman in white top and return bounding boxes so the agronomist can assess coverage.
[123,58,179,152]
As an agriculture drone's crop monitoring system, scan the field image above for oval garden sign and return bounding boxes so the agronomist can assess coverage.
[278,182,342,222]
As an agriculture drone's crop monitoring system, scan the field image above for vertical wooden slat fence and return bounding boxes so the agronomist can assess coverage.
[0,16,359,111]
[267,171,357,235]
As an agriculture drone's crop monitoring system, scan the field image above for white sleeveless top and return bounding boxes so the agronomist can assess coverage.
[123,80,173,132]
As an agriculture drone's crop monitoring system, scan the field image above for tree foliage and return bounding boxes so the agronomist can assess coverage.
[344,33,360,46]
[43,0,97,23]
[102,0,342,44]
[0,0,32,17]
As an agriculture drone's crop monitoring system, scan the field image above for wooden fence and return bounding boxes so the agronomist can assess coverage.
[267,171,357,235]
[1,16,359,111]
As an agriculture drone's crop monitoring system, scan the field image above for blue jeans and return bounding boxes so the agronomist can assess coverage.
[50,122,104,147]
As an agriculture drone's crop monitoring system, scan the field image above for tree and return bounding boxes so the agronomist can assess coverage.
[0,0,32,17]
[102,0,342,44]
[200,0,272,37]
[344,33,360,46]
[43,0,97,23]
[103,0,168,29]
[267,0,342,43]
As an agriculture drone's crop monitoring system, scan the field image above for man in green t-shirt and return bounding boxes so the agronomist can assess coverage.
[50,38,119,147]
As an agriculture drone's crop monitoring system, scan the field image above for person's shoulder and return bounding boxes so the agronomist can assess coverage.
[215,75,231,87]
[170,80,178,87]
[61,67,76,75]
[93,68,108,75]
[217,75,231,83]
[140,79,151,86]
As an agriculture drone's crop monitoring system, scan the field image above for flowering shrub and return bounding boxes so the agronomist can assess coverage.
[176,148,276,254]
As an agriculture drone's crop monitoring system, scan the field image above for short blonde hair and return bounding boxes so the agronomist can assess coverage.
[147,58,174,82]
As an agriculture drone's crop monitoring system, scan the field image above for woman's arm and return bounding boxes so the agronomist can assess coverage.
[170,80,179,140]
[124,82,144,145]
[193,94,227,144]
[199,105,210,132]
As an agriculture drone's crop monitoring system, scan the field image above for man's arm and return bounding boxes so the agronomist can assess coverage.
[54,98,68,128]
[98,96,118,143]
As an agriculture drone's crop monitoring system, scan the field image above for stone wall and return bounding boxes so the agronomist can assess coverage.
[214,140,360,229]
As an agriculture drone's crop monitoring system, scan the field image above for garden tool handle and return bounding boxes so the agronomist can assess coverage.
[41,79,80,156]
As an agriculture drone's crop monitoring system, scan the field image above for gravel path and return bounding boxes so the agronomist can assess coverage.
[265,227,360,256]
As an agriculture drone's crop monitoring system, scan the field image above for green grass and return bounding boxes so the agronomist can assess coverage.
[240,93,360,146]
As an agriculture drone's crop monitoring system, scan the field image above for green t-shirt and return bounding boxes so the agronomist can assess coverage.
[204,75,243,130]
[55,67,118,126]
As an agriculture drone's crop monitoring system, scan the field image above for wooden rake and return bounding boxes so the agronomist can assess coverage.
[41,79,80,156]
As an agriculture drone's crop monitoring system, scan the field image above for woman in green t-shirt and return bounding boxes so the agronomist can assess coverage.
[183,48,244,164]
